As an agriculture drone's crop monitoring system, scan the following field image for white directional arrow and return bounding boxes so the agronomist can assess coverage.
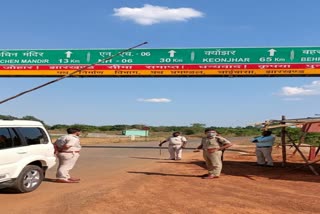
[65,51,73,58]
[168,50,176,57]
[268,49,277,57]
[190,51,195,62]
[290,50,295,61]
[86,52,91,62]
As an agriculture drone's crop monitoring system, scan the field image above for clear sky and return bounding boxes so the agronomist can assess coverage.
[1,0,320,127]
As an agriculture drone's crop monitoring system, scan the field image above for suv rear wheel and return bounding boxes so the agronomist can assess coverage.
[13,165,44,193]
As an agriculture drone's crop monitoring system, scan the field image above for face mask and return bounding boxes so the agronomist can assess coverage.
[207,132,216,137]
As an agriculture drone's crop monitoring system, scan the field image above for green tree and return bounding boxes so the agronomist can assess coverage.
[0,115,19,120]
[98,125,113,131]
[49,124,69,130]
[190,123,206,133]
[183,129,195,135]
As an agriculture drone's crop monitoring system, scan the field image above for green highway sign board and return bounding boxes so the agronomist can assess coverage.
[2,47,320,77]
[1,47,320,65]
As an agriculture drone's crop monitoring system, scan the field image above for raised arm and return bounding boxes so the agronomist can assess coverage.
[159,139,168,147]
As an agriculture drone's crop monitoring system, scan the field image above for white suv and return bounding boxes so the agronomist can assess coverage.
[0,120,56,193]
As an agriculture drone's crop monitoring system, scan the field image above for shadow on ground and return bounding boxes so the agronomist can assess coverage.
[127,159,320,183]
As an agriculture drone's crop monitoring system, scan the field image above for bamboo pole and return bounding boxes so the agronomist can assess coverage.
[281,115,287,166]
[270,119,320,124]
[286,133,319,175]
[265,124,298,129]
[292,132,306,155]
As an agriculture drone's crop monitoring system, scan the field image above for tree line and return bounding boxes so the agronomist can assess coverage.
[49,123,262,136]
[0,114,260,136]
[1,114,319,145]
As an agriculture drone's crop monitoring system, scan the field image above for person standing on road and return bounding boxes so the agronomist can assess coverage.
[251,130,275,167]
[159,131,187,160]
[195,128,232,179]
[54,128,82,183]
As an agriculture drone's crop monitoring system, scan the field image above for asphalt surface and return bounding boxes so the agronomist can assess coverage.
[0,137,249,214]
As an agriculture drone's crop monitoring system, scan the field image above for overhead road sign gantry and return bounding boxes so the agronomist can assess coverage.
[1,47,320,77]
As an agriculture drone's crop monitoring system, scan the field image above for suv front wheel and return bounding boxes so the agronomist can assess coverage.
[13,165,44,193]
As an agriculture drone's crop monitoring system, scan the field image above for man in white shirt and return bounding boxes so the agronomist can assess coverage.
[252,130,275,167]
[55,128,82,183]
[159,131,187,160]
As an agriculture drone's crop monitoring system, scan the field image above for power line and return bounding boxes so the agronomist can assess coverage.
[0,41,148,105]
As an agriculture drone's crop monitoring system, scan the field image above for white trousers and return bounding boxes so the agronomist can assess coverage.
[56,153,80,180]
[256,147,273,166]
[168,144,182,160]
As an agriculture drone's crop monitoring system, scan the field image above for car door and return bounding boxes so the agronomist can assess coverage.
[0,128,26,181]
[17,127,54,158]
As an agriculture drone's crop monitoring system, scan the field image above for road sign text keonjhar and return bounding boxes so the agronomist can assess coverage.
[1,47,320,77]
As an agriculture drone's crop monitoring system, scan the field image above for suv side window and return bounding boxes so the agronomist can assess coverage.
[0,128,11,149]
[17,128,49,145]
[9,128,23,147]
[0,128,22,149]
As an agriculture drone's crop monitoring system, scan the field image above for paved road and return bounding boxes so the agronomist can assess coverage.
[53,139,202,178]
[0,140,201,210]
[68,137,247,180]
[2,137,319,214]
[0,137,251,213]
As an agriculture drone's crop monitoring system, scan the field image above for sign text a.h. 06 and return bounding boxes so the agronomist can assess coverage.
[1,47,320,77]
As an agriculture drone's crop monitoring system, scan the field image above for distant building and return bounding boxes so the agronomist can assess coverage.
[122,129,149,137]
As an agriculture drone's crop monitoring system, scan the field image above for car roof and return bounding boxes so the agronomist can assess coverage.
[0,120,44,127]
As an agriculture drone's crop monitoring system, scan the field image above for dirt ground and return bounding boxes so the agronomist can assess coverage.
[80,142,320,214]
[1,138,320,214]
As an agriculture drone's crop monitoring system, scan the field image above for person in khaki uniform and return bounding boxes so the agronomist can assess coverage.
[55,128,81,183]
[195,128,232,179]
